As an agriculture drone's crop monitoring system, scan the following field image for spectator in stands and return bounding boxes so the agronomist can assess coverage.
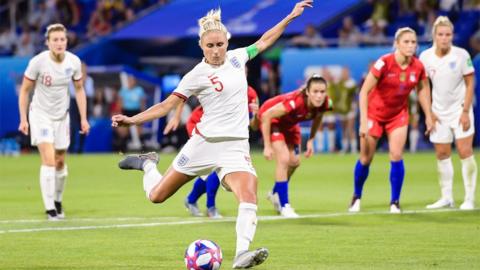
[28,0,56,30]
[338,16,361,47]
[118,75,146,150]
[87,3,112,38]
[362,20,387,46]
[470,26,480,57]
[0,26,16,55]
[93,89,108,118]
[290,23,326,47]
[55,0,80,27]
[366,0,390,29]
[15,25,35,57]
[464,0,480,10]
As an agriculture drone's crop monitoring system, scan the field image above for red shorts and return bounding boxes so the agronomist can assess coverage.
[368,111,409,138]
[270,124,301,146]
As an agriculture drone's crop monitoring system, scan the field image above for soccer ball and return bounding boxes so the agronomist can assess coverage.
[184,239,222,270]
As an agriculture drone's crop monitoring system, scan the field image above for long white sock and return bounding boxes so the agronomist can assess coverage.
[40,165,56,210]
[409,129,419,153]
[143,161,162,201]
[55,165,68,202]
[461,155,477,202]
[235,202,258,257]
[437,158,454,201]
[314,131,324,153]
[327,130,335,152]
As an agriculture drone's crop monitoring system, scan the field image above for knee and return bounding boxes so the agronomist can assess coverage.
[149,192,167,204]
[288,158,300,169]
[55,160,65,170]
[389,151,403,161]
[457,147,473,159]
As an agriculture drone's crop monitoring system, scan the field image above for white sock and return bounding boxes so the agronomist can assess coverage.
[437,158,454,201]
[40,165,56,211]
[327,130,335,152]
[55,165,68,202]
[350,138,358,153]
[235,202,258,257]
[461,155,477,203]
[143,161,162,201]
[409,129,419,153]
[314,131,324,153]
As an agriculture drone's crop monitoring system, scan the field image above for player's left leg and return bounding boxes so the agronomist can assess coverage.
[271,141,298,217]
[224,172,268,269]
[456,134,477,210]
[387,125,408,213]
[54,149,67,218]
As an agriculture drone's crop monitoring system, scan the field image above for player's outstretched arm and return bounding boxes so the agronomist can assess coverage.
[112,94,183,127]
[163,102,185,135]
[18,77,35,135]
[253,0,313,54]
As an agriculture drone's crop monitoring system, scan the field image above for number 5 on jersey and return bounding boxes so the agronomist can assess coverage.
[209,75,224,92]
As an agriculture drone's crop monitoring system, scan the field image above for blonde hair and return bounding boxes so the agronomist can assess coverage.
[431,16,454,42]
[45,23,67,39]
[394,27,416,42]
[198,9,231,41]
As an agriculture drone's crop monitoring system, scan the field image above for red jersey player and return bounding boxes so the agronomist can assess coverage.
[259,75,332,217]
[349,27,434,214]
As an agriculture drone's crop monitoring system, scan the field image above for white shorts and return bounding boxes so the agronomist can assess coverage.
[172,134,256,191]
[29,107,70,149]
[429,111,475,143]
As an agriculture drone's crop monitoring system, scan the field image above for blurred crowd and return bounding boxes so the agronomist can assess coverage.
[0,0,170,56]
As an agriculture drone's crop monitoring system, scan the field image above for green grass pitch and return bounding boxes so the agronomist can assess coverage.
[0,152,479,269]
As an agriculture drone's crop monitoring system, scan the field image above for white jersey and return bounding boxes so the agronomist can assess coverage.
[419,46,475,119]
[173,48,250,139]
[25,51,82,120]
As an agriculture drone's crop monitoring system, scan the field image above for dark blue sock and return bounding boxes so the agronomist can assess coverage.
[354,160,370,198]
[272,183,278,194]
[390,160,405,203]
[206,173,220,208]
[275,181,289,207]
[187,177,206,204]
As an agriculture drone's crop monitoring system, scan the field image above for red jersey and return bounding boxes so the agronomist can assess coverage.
[368,53,426,121]
[259,90,332,129]
[186,86,258,136]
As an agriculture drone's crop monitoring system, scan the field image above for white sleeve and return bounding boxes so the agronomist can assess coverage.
[173,68,209,99]
[461,49,475,75]
[72,55,83,81]
[24,56,40,81]
[229,48,249,66]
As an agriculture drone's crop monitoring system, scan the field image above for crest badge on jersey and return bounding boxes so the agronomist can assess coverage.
[177,154,189,167]
[409,72,416,83]
[230,57,241,69]
[65,68,73,76]
[449,61,456,70]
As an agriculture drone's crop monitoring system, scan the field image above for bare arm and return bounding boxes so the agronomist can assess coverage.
[261,103,288,160]
[112,94,183,127]
[73,80,90,134]
[253,0,313,54]
[416,78,434,134]
[305,113,323,158]
[358,72,378,137]
[459,73,475,131]
[163,101,185,135]
[18,77,35,135]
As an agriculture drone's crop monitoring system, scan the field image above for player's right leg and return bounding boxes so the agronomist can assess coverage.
[428,123,456,209]
[271,141,298,218]
[349,134,378,212]
[223,171,269,269]
[456,134,477,210]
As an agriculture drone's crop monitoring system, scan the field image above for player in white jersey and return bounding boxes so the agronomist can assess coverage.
[18,24,90,220]
[419,16,477,210]
[112,1,313,268]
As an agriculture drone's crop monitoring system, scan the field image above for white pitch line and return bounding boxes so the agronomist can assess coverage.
[0,208,477,234]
